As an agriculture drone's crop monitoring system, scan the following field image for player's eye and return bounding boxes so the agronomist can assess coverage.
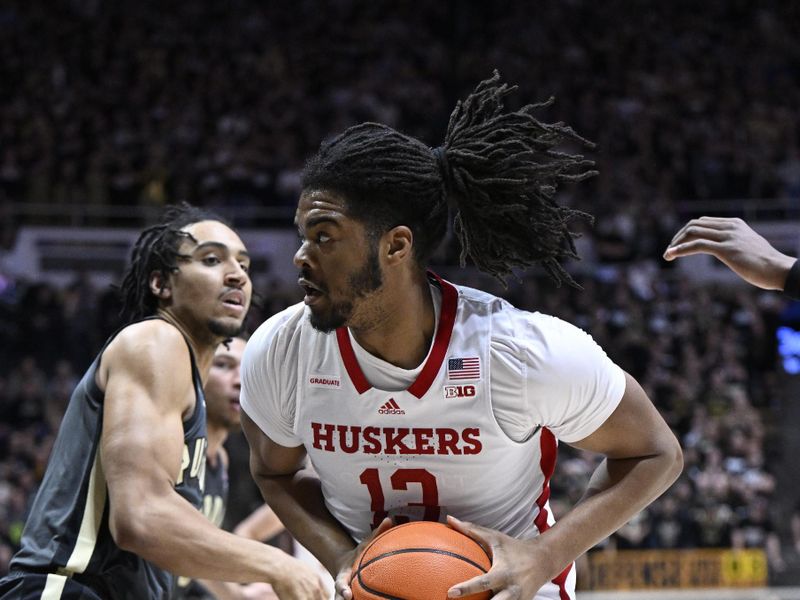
[317,232,331,243]
[202,255,221,266]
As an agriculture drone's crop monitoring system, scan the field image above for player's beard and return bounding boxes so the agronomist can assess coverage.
[207,318,244,339]
[309,245,383,333]
[207,402,240,431]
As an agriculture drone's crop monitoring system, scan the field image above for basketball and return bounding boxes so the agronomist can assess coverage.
[350,521,493,600]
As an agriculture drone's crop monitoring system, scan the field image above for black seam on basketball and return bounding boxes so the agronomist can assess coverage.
[355,571,406,600]
[357,522,420,572]
[358,547,489,574]
[479,542,492,565]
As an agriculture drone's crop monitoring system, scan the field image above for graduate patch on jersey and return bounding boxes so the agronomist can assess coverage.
[308,374,341,389]
[447,356,481,380]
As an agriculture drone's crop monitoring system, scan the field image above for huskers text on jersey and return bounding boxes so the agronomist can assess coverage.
[311,422,482,455]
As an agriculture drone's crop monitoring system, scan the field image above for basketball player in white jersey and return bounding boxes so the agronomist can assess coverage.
[240,73,683,600]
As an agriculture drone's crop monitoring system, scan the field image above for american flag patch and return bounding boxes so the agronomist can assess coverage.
[447,357,481,380]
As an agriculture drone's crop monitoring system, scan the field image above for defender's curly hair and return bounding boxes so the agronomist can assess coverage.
[302,71,596,286]
[118,203,228,322]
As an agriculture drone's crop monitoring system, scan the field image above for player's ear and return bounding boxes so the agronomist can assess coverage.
[149,270,172,300]
[384,226,413,266]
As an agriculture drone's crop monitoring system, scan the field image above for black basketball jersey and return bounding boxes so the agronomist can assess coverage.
[200,452,228,528]
[10,319,208,600]
[174,451,228,599]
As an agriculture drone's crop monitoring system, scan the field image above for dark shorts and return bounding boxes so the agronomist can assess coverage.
[0,573,104,600]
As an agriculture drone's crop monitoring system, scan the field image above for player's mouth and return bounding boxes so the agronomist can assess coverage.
[229,399,240,413]
[299,278,325,306]
[221,290,246,314]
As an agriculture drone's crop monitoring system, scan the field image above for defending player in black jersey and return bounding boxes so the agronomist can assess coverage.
[0,204,326,600]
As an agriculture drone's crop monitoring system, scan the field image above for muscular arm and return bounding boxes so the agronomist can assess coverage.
[535,372,683,571]
[100,322,323,595]
[241,411,357,575]
[234,504,286,542]
[449,372,683,598]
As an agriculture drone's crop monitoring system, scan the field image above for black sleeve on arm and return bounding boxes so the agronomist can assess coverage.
[783,259,800,300]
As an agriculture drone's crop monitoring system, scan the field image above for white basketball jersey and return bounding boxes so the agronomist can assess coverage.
[242,273,628,600]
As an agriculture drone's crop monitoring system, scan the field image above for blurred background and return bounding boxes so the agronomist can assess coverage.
[2,0,800,593]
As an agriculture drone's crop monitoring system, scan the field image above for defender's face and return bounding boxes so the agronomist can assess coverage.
[205,337,246,430]
[166,220,252,339]
[293,190,383,333]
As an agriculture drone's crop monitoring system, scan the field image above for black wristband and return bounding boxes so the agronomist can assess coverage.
[784,259,800,300]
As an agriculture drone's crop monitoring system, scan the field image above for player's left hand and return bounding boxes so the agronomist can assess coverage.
[335,518,395,600]
[446,516,556,600]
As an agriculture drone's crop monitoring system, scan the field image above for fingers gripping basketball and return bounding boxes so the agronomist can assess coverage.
[350,521,492,600]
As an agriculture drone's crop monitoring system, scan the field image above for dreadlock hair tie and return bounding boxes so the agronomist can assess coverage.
[300,70,597,287]
[432,146,452,186]
[432,145,458,213]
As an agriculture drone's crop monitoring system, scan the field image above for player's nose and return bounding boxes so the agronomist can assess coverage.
[293,241,312,270]
[232,367,241,388]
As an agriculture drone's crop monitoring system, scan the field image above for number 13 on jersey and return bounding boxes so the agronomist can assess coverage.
[359,468,441,529]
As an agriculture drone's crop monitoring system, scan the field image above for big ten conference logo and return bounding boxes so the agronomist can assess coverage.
[444,384,476,399]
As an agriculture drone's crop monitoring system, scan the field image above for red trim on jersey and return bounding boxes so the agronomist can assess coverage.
[334,271,458,397]
[534,428,573,600]
[407,272,458,399]
[336,328,371,394]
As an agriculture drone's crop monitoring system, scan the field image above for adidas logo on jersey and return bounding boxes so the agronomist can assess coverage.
[378,398,405,415]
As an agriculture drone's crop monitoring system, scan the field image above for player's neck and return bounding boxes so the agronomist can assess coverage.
[350,273,435,369]
[206,422,228,462]
[156,309,220,377]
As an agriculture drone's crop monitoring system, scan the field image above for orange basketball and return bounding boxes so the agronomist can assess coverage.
[351,521,492,600]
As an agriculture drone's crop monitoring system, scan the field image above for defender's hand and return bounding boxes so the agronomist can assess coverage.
[271,555,328,600]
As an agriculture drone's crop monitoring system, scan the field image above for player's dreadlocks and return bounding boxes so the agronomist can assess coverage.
[302,70,596,286]
[119,202,227,323]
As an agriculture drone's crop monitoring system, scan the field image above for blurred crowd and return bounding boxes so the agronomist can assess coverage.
[2,0,800,585]
[2,1,800,239]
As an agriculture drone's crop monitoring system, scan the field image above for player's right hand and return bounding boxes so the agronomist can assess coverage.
[664,216,796,290]
[271,555,329,600]
[334,518,394,600]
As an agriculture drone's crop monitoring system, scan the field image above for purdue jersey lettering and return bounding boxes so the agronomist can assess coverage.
[177,437,208,491]
[176,453,227,595]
